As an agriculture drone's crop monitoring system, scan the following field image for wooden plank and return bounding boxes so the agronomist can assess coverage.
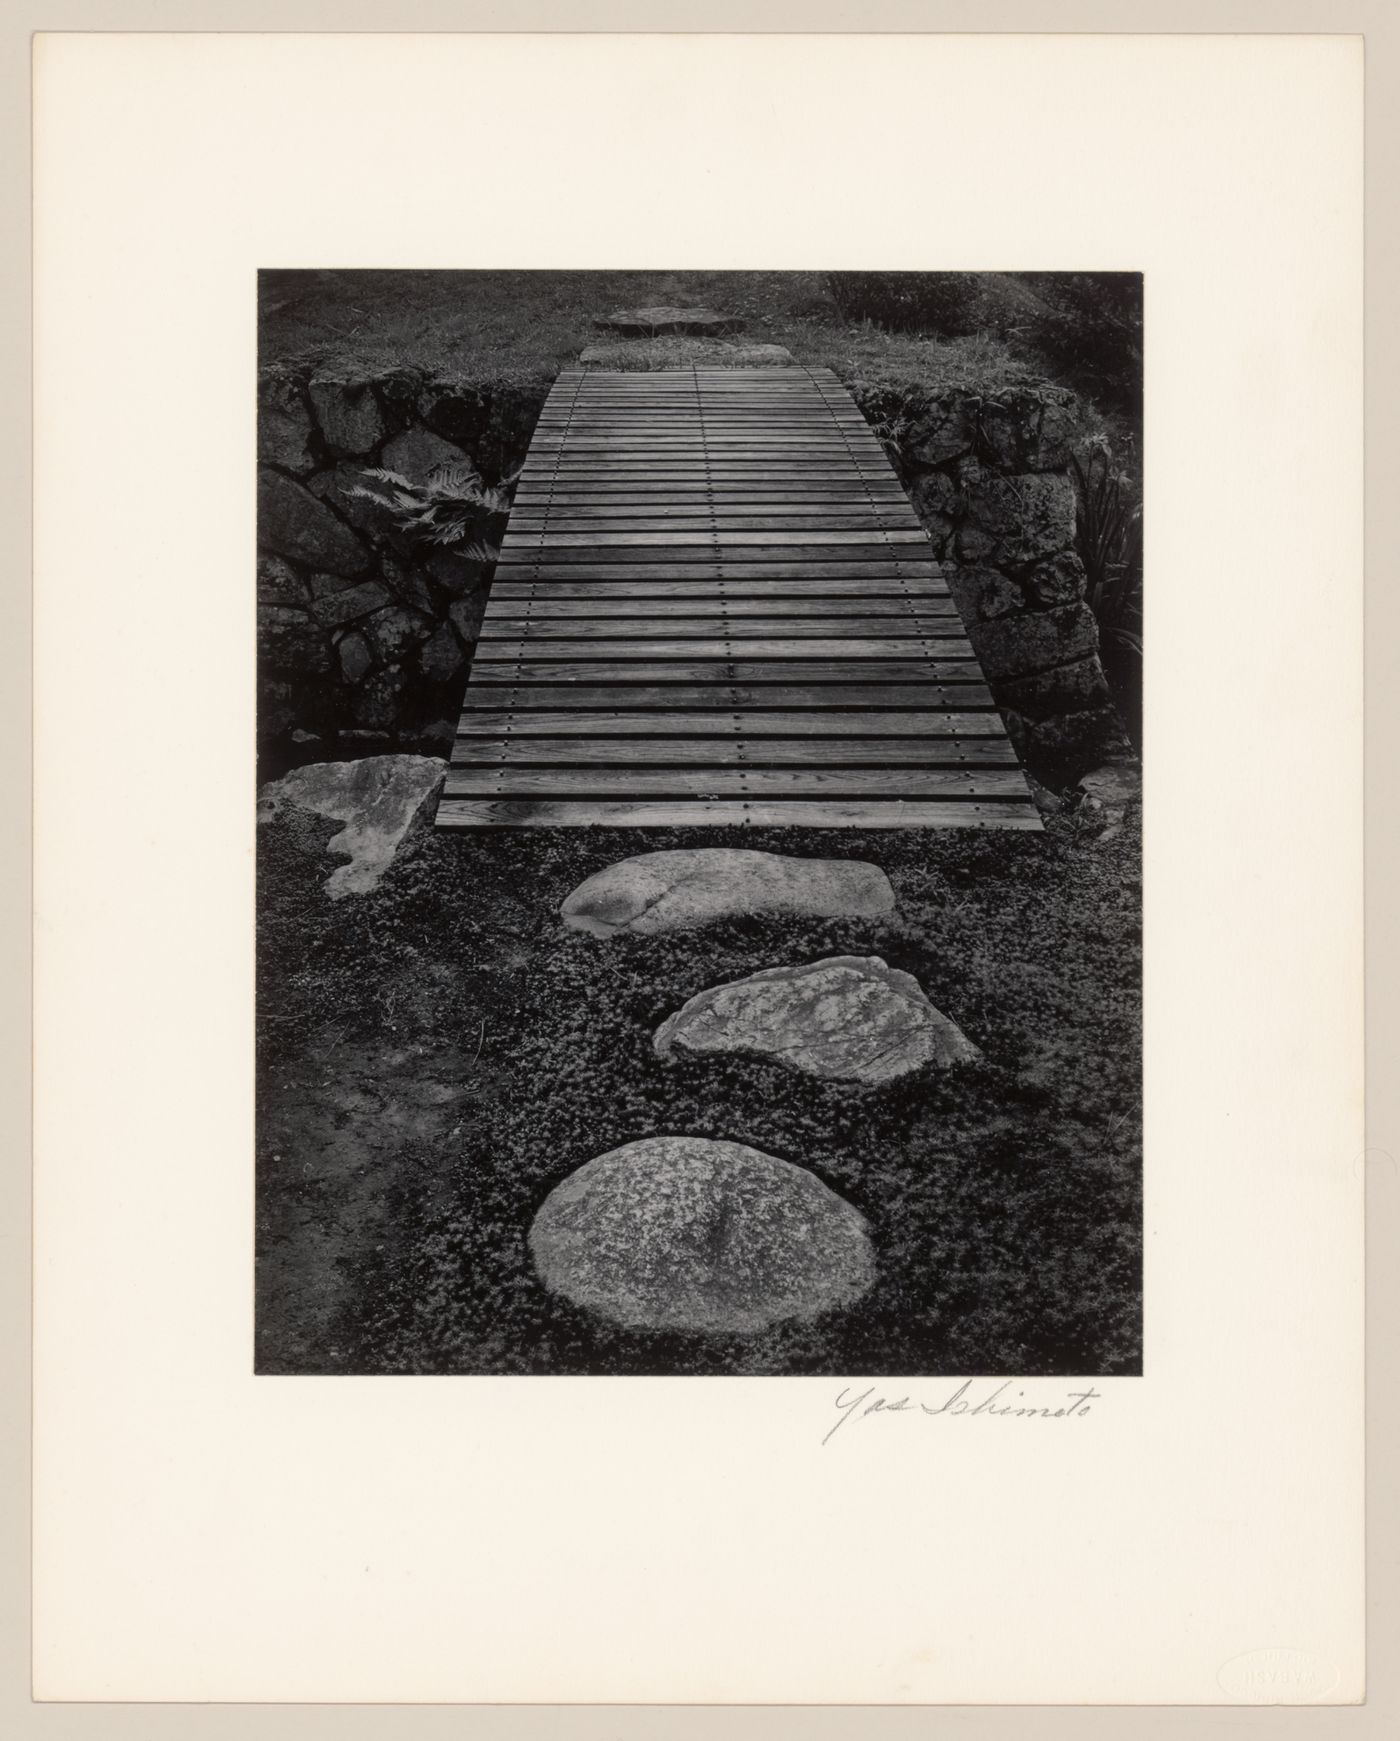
[483,598,959,621]
[481,597,960,619]
[469,660,983,683]
[511,518,924,536]
[553,417,869,425]
[525,446,885,455]
[460,684,987,708]
[510,507,921,525]
[481,618,963,641]
[443,768,1032,798]
[511,505,920,519]
[530,431,883,442]
[476,638,974,660]
[492,560,941,580]
[523,454,889,466]
[489,578,951,599]
[508,520,924,537]
[437,798,1042,829]
[539,428,874,439]
[537,410,872,421]
[457,710,1004,736]
[537,427,875,439]
[525,454,890,466]
[519,475,902,486]
[495,545,932,567]
[499,529,929,548]
[517,474,905,485]
[452,737,1020,766]
[517,479,898,491]
[553,395,851,402]
[512,490,911,503]
[516,472,897,485]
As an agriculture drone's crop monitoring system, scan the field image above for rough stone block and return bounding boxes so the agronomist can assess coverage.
[306,463,400,540]
[257,377,317,474]
[380,553,437,614]
[352,665,408,730]
[427,547,493,599]
[258,468,371,577]
[969,602,1100,680]
[903,399,976,466]
[418,381,490,444]
[336,629,374,685]
[257,606,332,676]
[976,386,1080,473]
[947,564,1025,623]
[961,472,1077,565]
[1022,706,1135,782]
[996,654,1114,720]
[307,373,387,456]
[379,426,472,484]
[256,554,305,607]
[364,604,434,663]
[308,579,392,629]
[418,622,464,683]
[1021,550,1088,607]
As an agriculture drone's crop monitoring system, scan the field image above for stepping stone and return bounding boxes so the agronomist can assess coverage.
[577,340,794,366]
[593,305,745,336]
[257,754,445,899]
[654,955,980,1085]
[529,1136,873,1334]
[561,849,894,938]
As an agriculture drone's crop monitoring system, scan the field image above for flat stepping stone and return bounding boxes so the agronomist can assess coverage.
[577,340,793,366]
[529,1136,873,1333]
[593,305,745,336]
[560,848,894,937]
[654,954,980,1084]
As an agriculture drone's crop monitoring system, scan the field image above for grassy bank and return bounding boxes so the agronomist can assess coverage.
[257,815,1142,1377]
[259,268,1122,427]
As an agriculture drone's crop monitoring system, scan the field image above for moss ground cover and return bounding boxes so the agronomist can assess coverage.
[256,815,1141,1377]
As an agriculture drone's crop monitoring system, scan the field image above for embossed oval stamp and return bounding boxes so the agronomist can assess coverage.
[1218,1648,1339,1703]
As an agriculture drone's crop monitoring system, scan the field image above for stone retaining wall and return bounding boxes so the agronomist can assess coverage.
[852,382,1133,784]
[257,365,546,775]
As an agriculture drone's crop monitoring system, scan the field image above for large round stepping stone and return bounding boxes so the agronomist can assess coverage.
[654,955,981,1085]
[529,1137,874,1333]
[560,848,895,938]
[593,305,744,336]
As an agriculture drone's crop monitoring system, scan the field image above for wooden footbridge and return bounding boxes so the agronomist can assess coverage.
[438,367,1040,829]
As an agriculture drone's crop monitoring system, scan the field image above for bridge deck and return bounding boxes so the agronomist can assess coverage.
[440,366,1040,829]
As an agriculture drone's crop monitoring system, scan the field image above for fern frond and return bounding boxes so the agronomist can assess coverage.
[426,462,479,493]
[342,483,399,509]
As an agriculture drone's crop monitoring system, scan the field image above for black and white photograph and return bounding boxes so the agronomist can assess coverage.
[254,268,1144,1379]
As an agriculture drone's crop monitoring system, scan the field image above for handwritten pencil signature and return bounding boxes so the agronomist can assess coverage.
[822,1381,1103,1446]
